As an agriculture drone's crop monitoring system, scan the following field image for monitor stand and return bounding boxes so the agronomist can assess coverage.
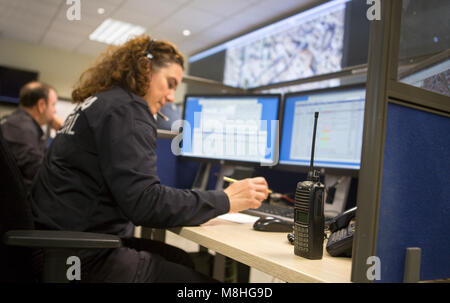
[191,162,212,190]
[191,163,255,191]
[215,164,255,190]
[324,174,351,219]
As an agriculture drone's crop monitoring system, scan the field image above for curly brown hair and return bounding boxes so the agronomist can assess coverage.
[72,35,184,103]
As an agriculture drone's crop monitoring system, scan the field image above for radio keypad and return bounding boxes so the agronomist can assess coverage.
[295,224,310,250]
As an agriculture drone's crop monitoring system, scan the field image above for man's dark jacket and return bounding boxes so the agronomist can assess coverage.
[1,108,46,189]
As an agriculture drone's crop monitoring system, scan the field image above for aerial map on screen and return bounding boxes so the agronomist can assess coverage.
[223,1,347,89]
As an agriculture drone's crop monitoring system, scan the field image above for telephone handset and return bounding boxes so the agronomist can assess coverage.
[325,207,356,257]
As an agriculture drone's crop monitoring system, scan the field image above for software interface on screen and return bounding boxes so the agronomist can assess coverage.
[182,95,280,165]
[280,86,366,170]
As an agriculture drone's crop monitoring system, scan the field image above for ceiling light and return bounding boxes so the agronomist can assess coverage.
[89,18,146,46]
[182,29,191,37]
[97,8,105,15]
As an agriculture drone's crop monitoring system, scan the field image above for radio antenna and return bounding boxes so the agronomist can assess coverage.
[308,112,319,181]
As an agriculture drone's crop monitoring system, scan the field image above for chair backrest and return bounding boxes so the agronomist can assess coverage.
[0,127,35,282]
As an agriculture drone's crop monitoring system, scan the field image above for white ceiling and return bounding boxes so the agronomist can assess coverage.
[0,0,320,59]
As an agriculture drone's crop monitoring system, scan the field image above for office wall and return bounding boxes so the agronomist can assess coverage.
[0,38,96,99]
[0,37,188,118]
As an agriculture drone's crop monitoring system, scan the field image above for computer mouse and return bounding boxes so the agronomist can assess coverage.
[253,216,293,232]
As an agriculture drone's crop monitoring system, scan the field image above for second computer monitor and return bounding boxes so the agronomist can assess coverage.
[181,94,281,165]
[280,84,366,171]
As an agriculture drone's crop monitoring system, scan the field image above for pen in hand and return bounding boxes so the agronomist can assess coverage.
[223,176,273,194]
[157,111,169,121]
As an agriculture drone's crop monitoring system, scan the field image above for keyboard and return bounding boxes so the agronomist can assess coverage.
[241,203,294,224]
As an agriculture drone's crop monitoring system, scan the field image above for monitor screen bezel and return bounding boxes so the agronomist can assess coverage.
[277,82,366,177]
[180,93,282,167]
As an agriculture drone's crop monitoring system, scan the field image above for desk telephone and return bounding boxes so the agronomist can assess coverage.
[326,206,356,257]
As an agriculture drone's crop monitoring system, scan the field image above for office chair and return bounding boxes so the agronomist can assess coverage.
[0,128,122,283]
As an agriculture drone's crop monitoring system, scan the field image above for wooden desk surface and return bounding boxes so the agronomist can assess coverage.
[169,218,352,283]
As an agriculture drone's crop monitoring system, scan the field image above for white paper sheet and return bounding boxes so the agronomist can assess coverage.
[217,213,260,224]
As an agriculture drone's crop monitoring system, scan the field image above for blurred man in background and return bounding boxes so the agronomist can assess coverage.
[0,81,63,189]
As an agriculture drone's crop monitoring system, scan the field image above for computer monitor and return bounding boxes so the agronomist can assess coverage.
[279,84,366,172]
[181,94,281,166]
[0,66,38,104]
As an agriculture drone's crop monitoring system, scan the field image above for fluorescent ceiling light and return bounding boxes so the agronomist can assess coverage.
[89,18,146,46]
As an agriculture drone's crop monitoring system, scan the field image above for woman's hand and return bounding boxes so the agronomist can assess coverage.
[224,177,269,213]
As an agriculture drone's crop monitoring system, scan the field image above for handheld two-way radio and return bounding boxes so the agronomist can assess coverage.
[294,112,325,260]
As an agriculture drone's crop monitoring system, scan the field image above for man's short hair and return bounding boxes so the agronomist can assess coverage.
[19,82,55,108]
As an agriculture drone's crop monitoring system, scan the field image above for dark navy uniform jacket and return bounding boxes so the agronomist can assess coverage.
[30,87,229,238]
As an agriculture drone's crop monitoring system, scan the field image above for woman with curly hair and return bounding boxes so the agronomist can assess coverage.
[29,35,268,282]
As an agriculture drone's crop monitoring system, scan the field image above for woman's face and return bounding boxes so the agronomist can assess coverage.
[144,62,183,115]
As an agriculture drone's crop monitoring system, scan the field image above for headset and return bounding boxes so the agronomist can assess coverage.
[146,39,154,60]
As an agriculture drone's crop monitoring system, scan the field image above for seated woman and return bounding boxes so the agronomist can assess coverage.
[29,35,268,282]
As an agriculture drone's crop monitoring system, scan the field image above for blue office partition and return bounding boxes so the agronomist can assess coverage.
[377,102,450,282]
[156,138,218,189]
